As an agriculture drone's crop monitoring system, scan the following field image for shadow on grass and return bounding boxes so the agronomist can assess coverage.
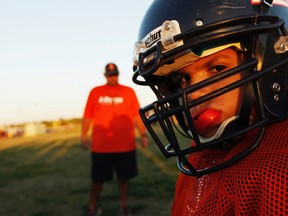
[0,128,179,216]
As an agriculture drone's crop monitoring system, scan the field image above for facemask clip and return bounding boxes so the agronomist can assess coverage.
[274,35,288,54]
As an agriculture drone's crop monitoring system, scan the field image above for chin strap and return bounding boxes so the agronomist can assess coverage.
[216,82,255,148]
[193,115,239,143]
[225,82,255,132]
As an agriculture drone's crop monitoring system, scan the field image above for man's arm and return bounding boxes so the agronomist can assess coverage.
[81,118,92,150]
[134,115,149,148]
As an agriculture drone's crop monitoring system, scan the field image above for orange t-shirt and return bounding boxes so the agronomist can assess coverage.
[83,84,140,153]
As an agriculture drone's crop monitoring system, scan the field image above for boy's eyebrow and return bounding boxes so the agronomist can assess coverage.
[203,53,233,68]
[177,51,236,74]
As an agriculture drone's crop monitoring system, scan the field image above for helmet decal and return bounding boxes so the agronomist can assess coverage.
[251,0,288,7]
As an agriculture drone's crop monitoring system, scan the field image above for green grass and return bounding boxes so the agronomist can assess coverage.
[0,125,179,216]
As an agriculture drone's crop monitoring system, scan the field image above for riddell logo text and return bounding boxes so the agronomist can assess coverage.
[145,30,161,48]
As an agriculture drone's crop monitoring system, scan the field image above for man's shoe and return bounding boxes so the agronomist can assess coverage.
[119,207,132,216]
[85,206,102,216]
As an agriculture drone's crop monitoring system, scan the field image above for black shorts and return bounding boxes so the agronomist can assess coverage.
[91,150,138,182]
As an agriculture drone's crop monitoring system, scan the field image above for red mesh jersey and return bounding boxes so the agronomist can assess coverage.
[172,120,288,216]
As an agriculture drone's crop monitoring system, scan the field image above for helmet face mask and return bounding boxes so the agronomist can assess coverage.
[133,0,288,176]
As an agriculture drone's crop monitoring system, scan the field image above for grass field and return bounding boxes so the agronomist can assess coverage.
[0,125,179,216]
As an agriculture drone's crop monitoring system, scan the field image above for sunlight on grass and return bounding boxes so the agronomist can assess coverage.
[0,125,180,216]
[137,143,176,176]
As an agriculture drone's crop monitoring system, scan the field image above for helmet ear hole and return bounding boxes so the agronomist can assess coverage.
[260,64,288,120]
[257,32,288,121]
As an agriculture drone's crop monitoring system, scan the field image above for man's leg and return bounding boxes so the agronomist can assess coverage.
[88,181,103,213]
[116,151,137,215]
[118,180,129,209]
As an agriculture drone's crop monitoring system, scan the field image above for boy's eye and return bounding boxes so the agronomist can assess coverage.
[170,73,191,88]
[210,65,227,73]
[177,74,190,87]
[181,74,190,85]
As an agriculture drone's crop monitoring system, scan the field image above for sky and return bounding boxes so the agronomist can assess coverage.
[0,0,156,125]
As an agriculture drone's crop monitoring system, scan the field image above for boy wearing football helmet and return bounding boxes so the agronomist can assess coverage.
[133,0,288,215]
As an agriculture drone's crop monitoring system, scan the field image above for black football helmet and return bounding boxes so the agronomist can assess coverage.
[132,0,288,177]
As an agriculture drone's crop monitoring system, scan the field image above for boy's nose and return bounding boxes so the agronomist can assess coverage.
[187,86,211,102]
[185,72,212,101]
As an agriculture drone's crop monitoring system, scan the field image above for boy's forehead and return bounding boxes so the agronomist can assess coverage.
[179,48,240,72]
[155,42,244,76]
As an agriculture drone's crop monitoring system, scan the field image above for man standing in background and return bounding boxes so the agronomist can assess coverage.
[81,63,148,216]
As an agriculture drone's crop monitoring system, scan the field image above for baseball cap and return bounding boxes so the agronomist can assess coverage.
[104,63,119,76]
